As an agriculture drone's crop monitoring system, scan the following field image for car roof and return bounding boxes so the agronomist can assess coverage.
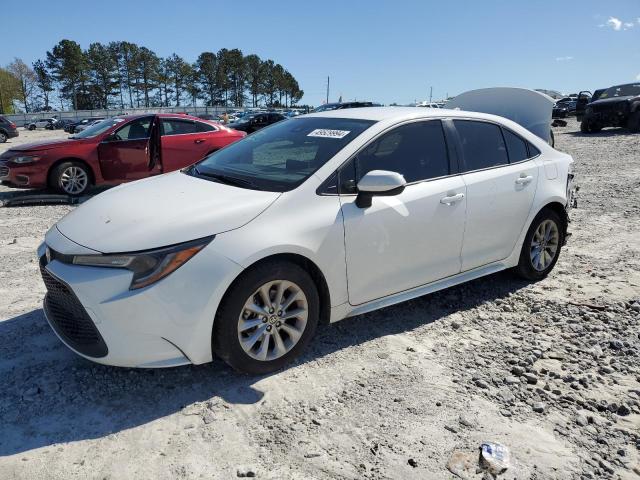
[302,106,507,123]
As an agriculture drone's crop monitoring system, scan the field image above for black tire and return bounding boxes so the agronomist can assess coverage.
[0,131,7,143]
[514,208,564,281]
[213,260,319,374]
[28,124,35,131]
[50,161,92,196]
[628,111,640,133]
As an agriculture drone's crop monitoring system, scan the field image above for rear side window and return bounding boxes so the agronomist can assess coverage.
[454,120,508,172]
[354,120,450,184]
[162,119,197,136]
[502,129,529,163]
[528,142,541,158]
[196,121,216,132]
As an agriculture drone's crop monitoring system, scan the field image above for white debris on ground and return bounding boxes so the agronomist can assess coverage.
[0,125,639,479]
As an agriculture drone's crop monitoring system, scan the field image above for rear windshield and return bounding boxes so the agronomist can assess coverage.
[599,84,640,99]
[190,117,375,191]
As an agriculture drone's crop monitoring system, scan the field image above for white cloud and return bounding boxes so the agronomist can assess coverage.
[555,56,574,62]
[606,17,622,30]
[623,22,635,29]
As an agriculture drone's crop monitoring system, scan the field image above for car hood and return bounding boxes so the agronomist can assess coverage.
[10,138,86,152]
[55,171,281,253]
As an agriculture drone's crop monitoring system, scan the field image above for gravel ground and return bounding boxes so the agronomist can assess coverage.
[0,124,639,479]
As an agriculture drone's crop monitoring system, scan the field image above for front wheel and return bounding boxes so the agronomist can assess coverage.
[51,161,92,196]
[213,261,319,374]
[28,125,35,131]
[514,209,564,281]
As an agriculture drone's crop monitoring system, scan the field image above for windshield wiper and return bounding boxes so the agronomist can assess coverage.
[192,167,262,190]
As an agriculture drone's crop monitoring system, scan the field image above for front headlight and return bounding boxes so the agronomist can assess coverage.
[72,236,214,290]
[12,155,42,164]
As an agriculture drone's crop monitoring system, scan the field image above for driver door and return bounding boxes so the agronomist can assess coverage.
[340,120,466,305]
[575,91,592,121]
[98,116,159,181]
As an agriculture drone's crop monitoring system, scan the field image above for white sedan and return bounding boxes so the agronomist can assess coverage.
[38,92,574,373]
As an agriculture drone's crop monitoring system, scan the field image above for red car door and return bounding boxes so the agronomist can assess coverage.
[98,116,160,181]
[159,118,216,172]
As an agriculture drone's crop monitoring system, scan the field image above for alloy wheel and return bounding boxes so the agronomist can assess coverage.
[60,166,88,195]
[237,280,308,361]
[530,219,559,271]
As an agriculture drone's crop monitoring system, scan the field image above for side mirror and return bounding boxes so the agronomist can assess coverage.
[355,170,406,208]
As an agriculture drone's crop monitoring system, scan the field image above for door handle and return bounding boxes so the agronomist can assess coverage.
[194,139,205,144]
[440,193,465,205]
[515,175,533,185]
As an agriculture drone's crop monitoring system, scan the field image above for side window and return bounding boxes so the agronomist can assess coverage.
[161,119,197,136]
[115,117,152,140]
[502,129,529,163]
[354,120,450,184]
[196,121,216,132]
[527,142,541,158]
[453,120,508,171]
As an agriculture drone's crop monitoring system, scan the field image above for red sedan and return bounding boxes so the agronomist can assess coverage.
[0,114,246,195]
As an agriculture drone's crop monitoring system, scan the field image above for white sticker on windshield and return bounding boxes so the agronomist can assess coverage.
[307,129,350,139]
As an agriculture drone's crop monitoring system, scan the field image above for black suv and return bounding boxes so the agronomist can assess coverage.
[576,83,640,133]
[0,116,19,143]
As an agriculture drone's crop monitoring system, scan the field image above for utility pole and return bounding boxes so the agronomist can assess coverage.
[429,86,433,103]
[326,76,330,104]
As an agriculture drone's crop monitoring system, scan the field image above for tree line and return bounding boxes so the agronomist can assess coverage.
[0,39,304,113]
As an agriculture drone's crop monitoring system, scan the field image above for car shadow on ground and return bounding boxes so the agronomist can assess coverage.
[0,270,529,456]
[564,127,635,138]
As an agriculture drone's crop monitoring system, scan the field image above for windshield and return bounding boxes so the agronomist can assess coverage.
[190,117,375,191]
[72,118,124,138]
[599,84,640,99]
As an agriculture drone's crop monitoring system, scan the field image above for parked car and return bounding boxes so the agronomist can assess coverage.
[36,94,575,374]
[0,115,19,143]
[575,83,640,133]
[25,118,58,130]
[228,112,286,134]
[312,101,382,113]
[416,102,442,108]
[65,118,105,134]
[552,103,569,118]
[0,114,245,195]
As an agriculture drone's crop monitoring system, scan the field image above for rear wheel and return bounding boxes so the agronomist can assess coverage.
[213,260,319,374]
[51,161,92,196]
[0,131,7,143]
[29,124,35,131]
[628,111,640,133]
[514,209,564,281]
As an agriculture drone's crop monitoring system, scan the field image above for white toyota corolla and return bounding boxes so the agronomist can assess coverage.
[38,89,575,374]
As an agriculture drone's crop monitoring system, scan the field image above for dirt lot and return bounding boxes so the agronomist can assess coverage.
[0,125,639,480]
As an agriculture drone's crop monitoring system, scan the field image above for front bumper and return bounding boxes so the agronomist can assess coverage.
[0,160,48,188]
[5,129,19,138]
[37,229,243,368]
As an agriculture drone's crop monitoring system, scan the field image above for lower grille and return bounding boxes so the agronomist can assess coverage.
[0,166,8,178]
[40,257,108,358]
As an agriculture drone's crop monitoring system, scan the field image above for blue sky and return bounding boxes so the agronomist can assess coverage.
[2,0,639,105]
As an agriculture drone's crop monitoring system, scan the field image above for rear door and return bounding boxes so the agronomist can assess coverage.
[453,120,538,271]
[97,116,155,181]
[159,118,214,172]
